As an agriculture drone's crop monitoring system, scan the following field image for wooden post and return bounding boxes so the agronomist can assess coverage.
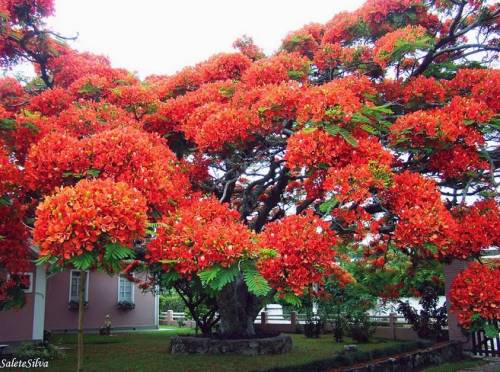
[389,313,397,340]
[291,311,298,327]
[166,310,174,323]
[261,311,267,325]
[77,270,86,372]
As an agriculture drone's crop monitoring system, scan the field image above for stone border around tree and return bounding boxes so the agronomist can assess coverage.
[169,333,293,355]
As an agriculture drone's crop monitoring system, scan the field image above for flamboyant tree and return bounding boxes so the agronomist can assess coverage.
[0,0,499,340]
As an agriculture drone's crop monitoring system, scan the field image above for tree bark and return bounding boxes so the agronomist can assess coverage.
[77,270,86,372]
[215,275,262,338]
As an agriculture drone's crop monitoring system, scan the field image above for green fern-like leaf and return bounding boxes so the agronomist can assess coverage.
[70,252,95,270]
[209,265,239,290]
[34,255,58,266]
[198,266,222,285]
[338,128,358,147]
[281,292,302,307]
[484,322,499,339]
[160,271,180,287]
[104,243,135,262]
[242,267,271,297]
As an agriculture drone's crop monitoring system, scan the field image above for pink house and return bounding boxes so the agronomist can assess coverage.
[0,264,159,343]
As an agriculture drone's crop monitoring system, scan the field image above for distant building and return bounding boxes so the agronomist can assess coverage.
[0,264,159,343]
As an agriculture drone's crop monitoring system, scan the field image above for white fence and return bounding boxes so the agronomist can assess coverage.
[160,309,438,340]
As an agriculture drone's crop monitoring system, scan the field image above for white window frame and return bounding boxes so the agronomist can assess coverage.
[117,275,135,304]
[8,272,33,293]
[69,270,89,302]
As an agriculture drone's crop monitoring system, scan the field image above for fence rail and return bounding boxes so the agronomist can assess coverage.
[159,310,198,327]
[159,309,444,341]
[160,311,185,320]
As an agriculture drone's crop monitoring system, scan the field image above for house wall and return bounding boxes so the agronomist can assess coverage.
[44,270,157,332]
[0,265,36,343]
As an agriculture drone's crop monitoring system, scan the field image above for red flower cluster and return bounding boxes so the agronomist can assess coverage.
[241,52,310,87]
[0,145,19,196]
[0,77,26,109]
[143,79,237,136]
[324,162,390,205]
[251,81,303,127]
[198,53,252,83]
[322,11,360,44]
[28,87,73,116]
[313,43,345,70]
[181,152,211,189]
[402,76,446,104]
[444,96,494,127]
[258,212,346,296]
[192,105,260,152]
[428,145,488,180]
[390,94,494,180]
[281,23,324,57]
[448,200,500,259]
[374,26,428,67]
[377,79,403,102]
[23,132,83,191]
[390,100,489,150]
[146,67,202,100]
[0,202,30,273]
[450,262,500,328]
[33,178,147,262]
[55,102,138,138]
[150,77,307,152]
[281,30,319,58]
[385,171,456,257]
[320,0,436,44]
[48,49,136,88]
[447,68,500,111]
[286,128,392,172]
[10,110,52,162]
[108,84,159,119]
[147,197,255,275]
[286,129,348,170]
[25,127,190,215]
[296,80,363,126]
[68,74,114,101]
[146,53,250,101]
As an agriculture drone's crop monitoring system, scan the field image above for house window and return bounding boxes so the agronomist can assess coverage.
[9,272,33,293]
[69,270,89,302]
[118,275,134,303]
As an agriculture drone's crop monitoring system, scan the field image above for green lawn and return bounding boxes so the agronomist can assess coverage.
[40,328,407,372]
[420,358,489,372]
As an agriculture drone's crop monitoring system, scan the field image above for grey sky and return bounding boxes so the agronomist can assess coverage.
[48,0,365,78]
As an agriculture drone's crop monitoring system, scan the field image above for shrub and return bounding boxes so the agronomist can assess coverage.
[159,292,187,312]
[346,313,375,343]
[15,343,64,361]
[398,283,448,341]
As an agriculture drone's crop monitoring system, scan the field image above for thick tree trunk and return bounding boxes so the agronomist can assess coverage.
[77,270,86,372]
[215,275,262,338]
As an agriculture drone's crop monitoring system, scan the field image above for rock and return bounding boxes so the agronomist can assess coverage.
[344,344,359,352]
